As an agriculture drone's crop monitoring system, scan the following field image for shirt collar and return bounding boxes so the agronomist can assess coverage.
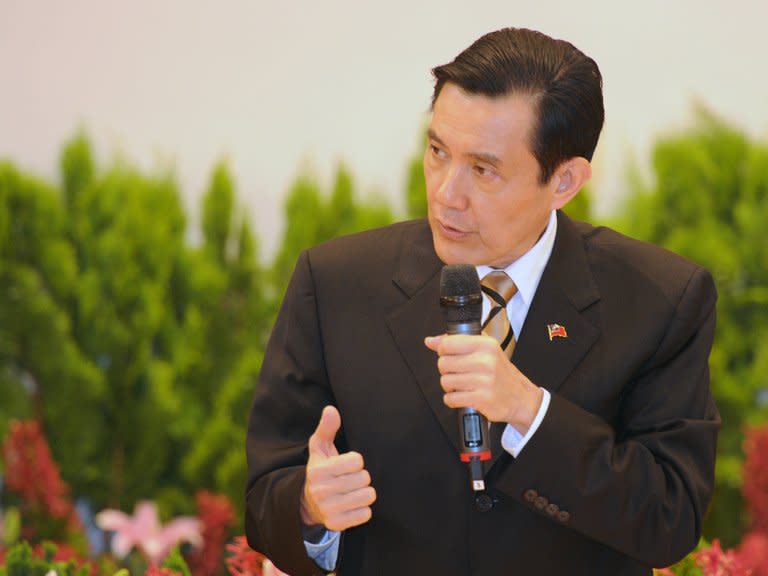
[476,209,557,307]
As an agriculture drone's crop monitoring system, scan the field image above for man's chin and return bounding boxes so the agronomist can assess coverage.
[431,235,481,266]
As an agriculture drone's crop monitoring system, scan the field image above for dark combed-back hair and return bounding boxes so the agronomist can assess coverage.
[431,28,604,184]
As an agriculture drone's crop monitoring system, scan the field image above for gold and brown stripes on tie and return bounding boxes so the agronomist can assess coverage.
[481,271,518,359]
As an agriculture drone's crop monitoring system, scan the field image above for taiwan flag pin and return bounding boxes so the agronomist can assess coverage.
[547,323,568,341]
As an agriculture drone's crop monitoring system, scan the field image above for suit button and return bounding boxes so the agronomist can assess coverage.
[534,496,548,510]
[545,503,559,517]
[557,510,571,523]
[523,489,538,503]
[475,493,494,512]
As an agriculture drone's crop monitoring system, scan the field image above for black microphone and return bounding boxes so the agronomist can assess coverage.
[440,264,491,491]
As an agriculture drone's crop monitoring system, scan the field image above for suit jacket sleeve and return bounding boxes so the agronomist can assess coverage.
[495,264,719,567]
[245,250,335,576]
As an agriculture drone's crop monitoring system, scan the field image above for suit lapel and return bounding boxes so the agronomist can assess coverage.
[489,212,601,465]
[384,222,462,453]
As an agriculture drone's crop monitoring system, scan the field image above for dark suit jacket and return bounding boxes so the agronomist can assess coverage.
[245,212,719,575]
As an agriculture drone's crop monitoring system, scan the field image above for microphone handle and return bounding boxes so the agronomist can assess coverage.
[446,320,491,491]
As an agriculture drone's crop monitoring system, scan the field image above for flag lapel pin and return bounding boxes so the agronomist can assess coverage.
[547,323,568,341]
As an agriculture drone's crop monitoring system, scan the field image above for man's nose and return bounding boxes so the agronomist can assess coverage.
[434,165,468,210]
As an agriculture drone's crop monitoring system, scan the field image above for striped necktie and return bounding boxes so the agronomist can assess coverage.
[481,271,518,359]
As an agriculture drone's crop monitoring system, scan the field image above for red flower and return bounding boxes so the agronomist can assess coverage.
[738,530,768,576]
[1,420,75,523]
[145,565,185,576]
[695,539,750,576]
[188,491,237,576]
[743,425,768,532]
[225,536,266,576]
[32,541,80,562]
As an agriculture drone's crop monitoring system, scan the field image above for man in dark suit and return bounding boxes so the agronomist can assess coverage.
[245,28,719,575]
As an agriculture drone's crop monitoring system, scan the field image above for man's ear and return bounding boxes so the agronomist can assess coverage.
[550,157,592,211]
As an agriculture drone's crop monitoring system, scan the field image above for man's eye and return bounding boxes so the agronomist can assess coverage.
[474,165,493,177]
[431,145,445,158]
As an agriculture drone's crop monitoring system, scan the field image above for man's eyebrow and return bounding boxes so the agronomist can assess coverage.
[468,151,503,169]
[426,129,445,147]
[426,129,503,169]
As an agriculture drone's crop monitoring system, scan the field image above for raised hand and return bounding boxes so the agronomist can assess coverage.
[300,406,377,532]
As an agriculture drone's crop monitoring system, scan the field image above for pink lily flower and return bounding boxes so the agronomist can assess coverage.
[96,500,202,565]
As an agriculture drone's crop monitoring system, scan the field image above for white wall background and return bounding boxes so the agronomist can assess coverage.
[2,0,767,257]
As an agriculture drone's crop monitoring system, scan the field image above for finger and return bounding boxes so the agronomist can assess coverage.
[321,487,377,528]
[307,460,371,499]
[439,372,494,393]
[308,405,342,458]
[325,505,374,532]
[307,451,366,483]
[437,351,495,375]
[434,333,499,355]
[442,389,480,410]
[424,334,444,351]
[324,485,378,514]
[332,467,372,491]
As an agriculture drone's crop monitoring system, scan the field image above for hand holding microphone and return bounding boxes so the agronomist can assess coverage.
[425,264,544,491]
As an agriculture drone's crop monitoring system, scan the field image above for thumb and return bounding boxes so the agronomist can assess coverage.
[308,405,341,459]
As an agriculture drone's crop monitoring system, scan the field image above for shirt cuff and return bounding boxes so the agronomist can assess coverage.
[501,388,551,458]
[304,529,341,571]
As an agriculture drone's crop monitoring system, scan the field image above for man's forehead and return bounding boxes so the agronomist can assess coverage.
[428,84,537,154]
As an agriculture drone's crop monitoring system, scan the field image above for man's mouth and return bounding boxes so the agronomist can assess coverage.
[437,219,471,239]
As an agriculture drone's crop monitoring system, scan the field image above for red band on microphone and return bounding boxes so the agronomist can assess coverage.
[460,450,491,462]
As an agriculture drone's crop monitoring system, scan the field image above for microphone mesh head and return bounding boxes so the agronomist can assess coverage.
[440,264,482,324]
[441,264,479,297]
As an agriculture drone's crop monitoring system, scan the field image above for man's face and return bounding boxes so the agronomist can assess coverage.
[425,83,560,268]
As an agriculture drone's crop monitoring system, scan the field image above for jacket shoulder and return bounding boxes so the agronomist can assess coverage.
[304,219,432,278]
[569,218,714,306]
[308,219,428,260]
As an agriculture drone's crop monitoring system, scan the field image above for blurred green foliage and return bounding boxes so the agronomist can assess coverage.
[0,541,91,576]
[0,136,395,528]
[1,110,766,549]
[270,163,393,300]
